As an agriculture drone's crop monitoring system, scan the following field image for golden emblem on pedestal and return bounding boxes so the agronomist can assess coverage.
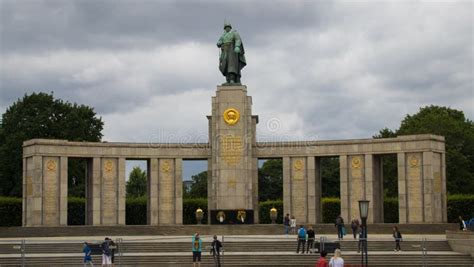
[104,160,113,173]
[294,159,304,170]
[223,108,240,125]
[409,155,419,167]
[46,160,57,172]
[237,210,246,223]
[216,211,226,223]
[161,160,171,173]
[351,157,361,169]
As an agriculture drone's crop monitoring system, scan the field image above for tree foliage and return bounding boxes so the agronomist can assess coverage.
[258,159,283,201]
[375,105,474,194]
[320,157,340,197]
[126,167,147,197]
[184,171,208,198]
[0,92,103,196]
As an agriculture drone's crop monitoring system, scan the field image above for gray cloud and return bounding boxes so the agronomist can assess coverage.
[1,0,472,143]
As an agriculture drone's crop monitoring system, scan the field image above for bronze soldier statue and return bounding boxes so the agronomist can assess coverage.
[217,23,246,85]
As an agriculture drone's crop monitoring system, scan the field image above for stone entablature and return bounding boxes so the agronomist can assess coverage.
[22,85,447,227]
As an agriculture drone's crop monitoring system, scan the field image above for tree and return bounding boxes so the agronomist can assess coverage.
[258,159,283,201]
[0,92,104,196]
[375,105,474,194]
[184,171,208,198]
[320,157,340,197]
[373,128,398,197]
[126,167,147,197]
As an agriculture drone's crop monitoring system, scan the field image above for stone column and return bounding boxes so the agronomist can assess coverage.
[208,85,257,223]
[441,152,447,223]
[307,156,317,224]
[101,158,119,225]
[339,155,349,223]
[397,153,408,224]
[23,156,42,226]
[290,157,307,224]
[252,157,259,223]
[365,154,383,223]
[314,157,322,223]
[282,157,291,220]
[59,156,68,226]
[422,151,445,223]
[154,158,182,225]
[174,158,183,224]
[405,152,424,223]
[148,158,159,225]
[23,156,68,226]
[117,158,126,225]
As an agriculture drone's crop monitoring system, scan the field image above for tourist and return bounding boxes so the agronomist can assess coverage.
[306,225,315,253]
[315,251,328,267]
[335,215,344,240]
[284,213,290,235]
[393,226,402,252]
[296,225,306,254]
[459,215,467,231]
[357,225,365,253]
[83,242,94,267]
[101,237,112,267]
[350,217,360,239]
[210,235,222,267]
[290,216,297,234]
[192,233,202,267]
[329,248,344,267]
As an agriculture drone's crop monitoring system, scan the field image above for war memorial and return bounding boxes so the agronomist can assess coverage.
[2,23,472,266]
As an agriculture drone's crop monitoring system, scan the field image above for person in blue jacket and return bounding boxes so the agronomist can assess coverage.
[82,242,94,267]
[192,233,203,267]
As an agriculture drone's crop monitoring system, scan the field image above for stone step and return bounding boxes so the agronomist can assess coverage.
[1,254,473,266]
[0,223,458,238]
[0,240,452,254]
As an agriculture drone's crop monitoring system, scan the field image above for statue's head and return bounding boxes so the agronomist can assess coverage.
[224,23,232,32]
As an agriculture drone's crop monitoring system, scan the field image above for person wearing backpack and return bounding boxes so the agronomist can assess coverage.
[393,226,402,252]
[296,225,306,254]
[335,215,344,240]
[101,237,112,267]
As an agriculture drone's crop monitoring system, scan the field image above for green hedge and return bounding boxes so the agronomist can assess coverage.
[0,197,22,226]
[384,197,399,223]
[259,200,283,224]
[447,194,474,222]
[183,198,208,224]
[322,198,341,223]
[1,195,473,226]
[68,197,85,225]
[126,196,147,225]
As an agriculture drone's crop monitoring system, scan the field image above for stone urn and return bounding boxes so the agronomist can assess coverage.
[195,208,203,224]
[270,207,278,224]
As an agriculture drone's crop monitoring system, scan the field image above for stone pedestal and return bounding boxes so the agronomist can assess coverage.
[23,156,68,226]
[208,85,258,224]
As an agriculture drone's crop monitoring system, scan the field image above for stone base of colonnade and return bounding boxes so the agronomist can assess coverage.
[0,223,457,238]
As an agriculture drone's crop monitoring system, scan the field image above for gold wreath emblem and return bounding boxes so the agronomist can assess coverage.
[104,160,113,173]
[161,160,171,173]
[351,157,361,169]
[46,160,57,172]
[294,159,304,170]
[216,211,226,222]
[409,156,419,167]
[223,108,240,125]
[237,210,247,222]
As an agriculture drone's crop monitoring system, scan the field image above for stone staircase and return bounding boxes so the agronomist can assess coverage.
[1,237,473,266]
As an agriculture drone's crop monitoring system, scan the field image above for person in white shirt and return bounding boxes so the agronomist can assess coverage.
[329,248,344,267]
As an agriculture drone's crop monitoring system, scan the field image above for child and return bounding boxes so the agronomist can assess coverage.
[83,242,94,267]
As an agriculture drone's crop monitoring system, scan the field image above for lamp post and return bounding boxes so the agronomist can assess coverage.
[358,200,370,267]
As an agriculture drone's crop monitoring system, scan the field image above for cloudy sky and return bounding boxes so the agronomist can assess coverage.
[1,0,473,146]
